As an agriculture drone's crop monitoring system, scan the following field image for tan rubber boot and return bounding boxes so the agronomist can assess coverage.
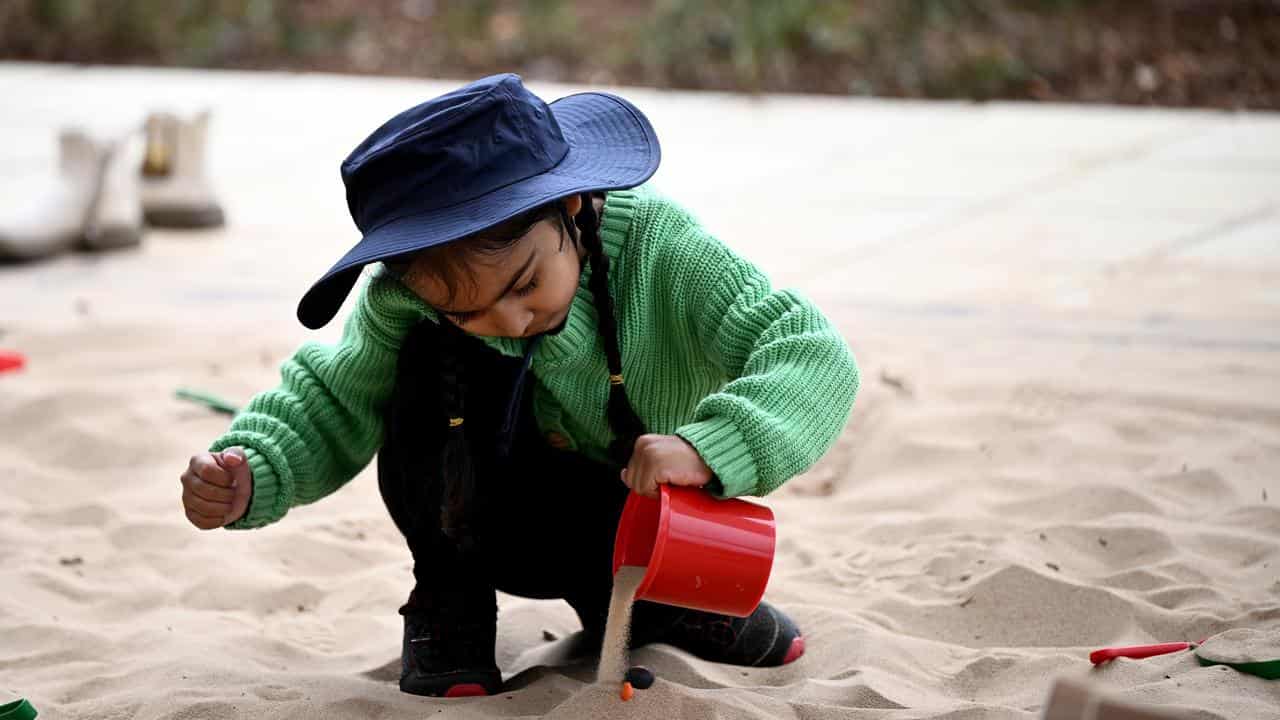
[0,129,102,261]
[140,110,226,228]
[82,129,145,251]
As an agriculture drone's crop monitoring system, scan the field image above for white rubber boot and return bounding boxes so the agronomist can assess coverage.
[0,130,102,261]
[83,130,145,251]
[140,110,225,228]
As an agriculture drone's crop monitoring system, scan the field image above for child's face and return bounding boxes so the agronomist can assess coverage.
[399,199,586,338]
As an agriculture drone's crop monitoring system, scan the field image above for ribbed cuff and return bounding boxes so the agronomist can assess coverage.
[676,417,758,498]
[210,435,290,530]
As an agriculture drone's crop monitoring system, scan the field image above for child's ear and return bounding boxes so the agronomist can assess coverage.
[562,194,583,217]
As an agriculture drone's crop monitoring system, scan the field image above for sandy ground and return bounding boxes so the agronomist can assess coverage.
[2,64,1279,719]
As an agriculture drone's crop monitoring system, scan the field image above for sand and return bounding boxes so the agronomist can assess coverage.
[3,64,1280,720]
[6,296,1278,720]
[1197,629,1280,665]
[596,566,646,686]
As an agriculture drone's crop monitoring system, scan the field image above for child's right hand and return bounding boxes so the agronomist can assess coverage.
[181,447,253,529]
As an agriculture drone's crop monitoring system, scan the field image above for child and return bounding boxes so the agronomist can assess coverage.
[179,74,858,698]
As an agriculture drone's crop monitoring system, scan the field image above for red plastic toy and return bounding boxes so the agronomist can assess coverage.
[0,351,25,374]
[612,485,775,618]
[1090,642,1195,665]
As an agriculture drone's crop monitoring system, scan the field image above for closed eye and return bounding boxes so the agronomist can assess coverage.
[513,275,539,298]
[441,269,538,325]
[444,310,479,325]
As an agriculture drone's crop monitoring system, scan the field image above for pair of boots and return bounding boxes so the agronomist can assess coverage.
[0,111,224,262]
[399,594,806,697]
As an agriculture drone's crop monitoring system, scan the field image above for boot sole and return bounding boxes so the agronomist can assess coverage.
[144,205,225,229]
[399,669,501,698]
[81,226,143,251]
[0,237,77,262]
[782,635,805,664]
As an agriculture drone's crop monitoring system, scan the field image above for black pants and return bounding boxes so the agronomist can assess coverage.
[377,319,628,634]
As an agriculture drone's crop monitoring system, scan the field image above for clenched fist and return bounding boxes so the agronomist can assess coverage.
[620,434,713,499]
[180,447,253,529]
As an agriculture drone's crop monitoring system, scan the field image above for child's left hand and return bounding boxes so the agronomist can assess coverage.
[621,434,713,499]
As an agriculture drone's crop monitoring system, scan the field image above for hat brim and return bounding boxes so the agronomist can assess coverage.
[297,91,661,329]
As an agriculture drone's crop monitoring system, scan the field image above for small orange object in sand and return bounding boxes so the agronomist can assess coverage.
[620,682,634,702]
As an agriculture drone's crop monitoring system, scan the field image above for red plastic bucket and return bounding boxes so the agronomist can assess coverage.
[612,485,776,618]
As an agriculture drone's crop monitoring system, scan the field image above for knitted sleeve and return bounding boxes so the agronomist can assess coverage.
[654,203,860,497]
[210,269,429,529]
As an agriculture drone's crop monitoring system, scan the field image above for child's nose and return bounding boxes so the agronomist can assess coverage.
[493,302,534,337]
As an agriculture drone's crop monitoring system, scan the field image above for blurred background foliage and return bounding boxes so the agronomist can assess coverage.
[1,0,1277,108]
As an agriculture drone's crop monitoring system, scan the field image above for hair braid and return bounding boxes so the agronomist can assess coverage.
[563,194,647,464]
[437,321,477,551]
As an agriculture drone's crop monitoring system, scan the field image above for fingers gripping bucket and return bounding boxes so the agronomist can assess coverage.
[612,485,776,617]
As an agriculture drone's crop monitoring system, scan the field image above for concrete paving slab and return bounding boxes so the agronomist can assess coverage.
[1014,162,1280,219]
[1145,113,1280,169]
[1174,205,1280,262]
[857,101,1214,166]
[1,63,1277,345]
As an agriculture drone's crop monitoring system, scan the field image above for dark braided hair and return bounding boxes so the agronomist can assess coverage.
[559,194,647,465]
[401,192,647,549]
[436,319,476,550]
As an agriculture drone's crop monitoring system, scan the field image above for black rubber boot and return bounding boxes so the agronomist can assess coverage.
[399,595,502,698]
[628,600,806,667]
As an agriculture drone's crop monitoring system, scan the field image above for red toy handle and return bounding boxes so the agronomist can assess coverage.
[1090,642,1192,665]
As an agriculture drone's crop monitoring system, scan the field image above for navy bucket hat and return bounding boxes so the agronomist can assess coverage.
[297,73,661,329]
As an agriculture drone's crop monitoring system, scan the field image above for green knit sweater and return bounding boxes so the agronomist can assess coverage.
[211,186,859,529]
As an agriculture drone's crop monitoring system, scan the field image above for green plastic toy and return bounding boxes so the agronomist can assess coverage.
[1091,628,1280,680]
[175,387,240,416]
[0,698,37,720]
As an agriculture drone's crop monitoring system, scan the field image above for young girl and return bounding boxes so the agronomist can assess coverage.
[179,74,858,698]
